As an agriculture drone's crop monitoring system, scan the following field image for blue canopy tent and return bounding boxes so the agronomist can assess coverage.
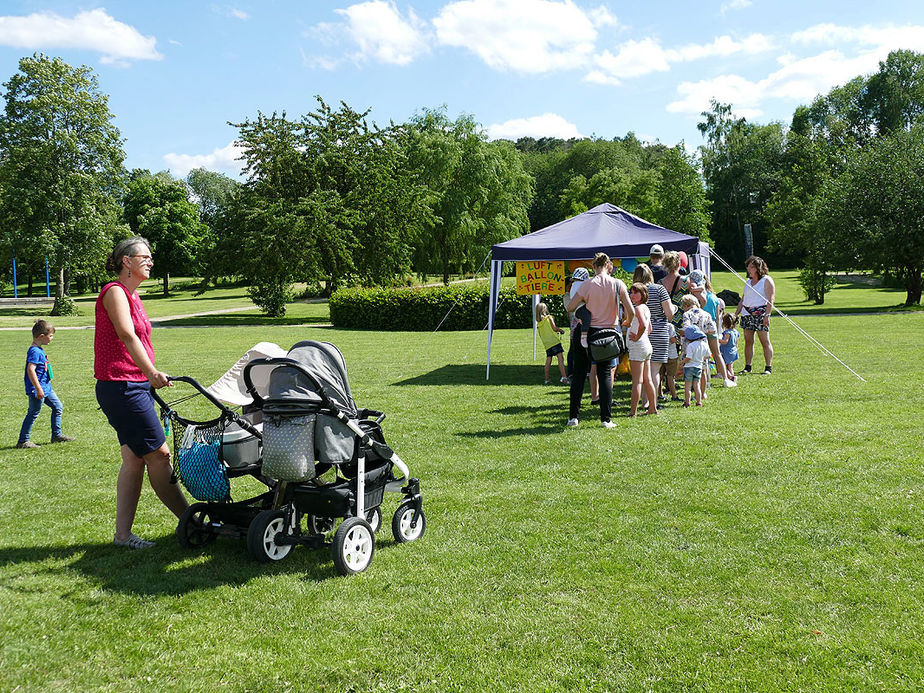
[486,203,710,378]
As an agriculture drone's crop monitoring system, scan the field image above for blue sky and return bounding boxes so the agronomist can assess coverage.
[1,1,922,177]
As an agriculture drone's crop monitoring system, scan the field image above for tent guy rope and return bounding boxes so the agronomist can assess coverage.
[709,248,867,383]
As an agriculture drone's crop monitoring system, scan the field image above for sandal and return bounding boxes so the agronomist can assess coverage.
[113,533,155,550]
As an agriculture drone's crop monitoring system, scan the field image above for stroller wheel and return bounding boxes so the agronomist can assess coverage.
[308,515,336,536]
[176,503,218,549]
[392,502,426,543]
[332,517,375,575]
[247,509,293,563]
[365,506,382,534]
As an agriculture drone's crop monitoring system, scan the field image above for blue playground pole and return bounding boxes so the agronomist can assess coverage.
[45,256,50,297]
[12,250,17,298]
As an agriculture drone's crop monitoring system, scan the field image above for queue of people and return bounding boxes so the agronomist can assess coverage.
[557,247,776,427]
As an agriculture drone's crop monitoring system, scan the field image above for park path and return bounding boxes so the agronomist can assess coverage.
[0,304,334,331]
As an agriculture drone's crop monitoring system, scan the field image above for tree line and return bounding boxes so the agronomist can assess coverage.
[2,50,921,315]
[699,49,924,305]
[0,54,710,316]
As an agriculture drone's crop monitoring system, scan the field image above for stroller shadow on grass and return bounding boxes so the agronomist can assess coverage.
[0,533,407,596]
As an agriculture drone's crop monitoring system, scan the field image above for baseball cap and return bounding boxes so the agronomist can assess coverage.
[684,325,706,341]
[571,268,589,281]
[649,244,664,257]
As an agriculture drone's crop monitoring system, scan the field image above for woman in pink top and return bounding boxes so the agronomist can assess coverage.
[95,237,188,549]
[565,252,634,428]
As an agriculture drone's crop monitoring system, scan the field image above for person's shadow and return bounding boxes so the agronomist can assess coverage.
[0,531,404,595]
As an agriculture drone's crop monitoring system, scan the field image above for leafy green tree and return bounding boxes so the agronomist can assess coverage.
[0,54,126,312]
[653,145,711,241]
[123,170,210,295]
[829,126,924,305]
[405,109,533,283]
[698,100,786,263]
[864,50,924,135]
[229,99,431,315]
[185,168,242,284]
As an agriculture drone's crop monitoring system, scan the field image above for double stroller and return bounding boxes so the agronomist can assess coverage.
[152,340,425,575]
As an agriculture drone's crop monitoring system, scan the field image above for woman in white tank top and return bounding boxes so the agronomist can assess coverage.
[734,256,775,375]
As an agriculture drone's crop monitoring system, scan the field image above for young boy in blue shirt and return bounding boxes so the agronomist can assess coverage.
[17,320,75,449]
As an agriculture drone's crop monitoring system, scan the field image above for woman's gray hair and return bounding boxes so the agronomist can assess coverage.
[105,236,150,274]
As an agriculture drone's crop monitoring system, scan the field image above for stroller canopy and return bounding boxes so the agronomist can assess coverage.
[207,342,288,406]
[267,341,357,416]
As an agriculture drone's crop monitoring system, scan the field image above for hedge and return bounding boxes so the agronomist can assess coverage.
[329,282,571,331]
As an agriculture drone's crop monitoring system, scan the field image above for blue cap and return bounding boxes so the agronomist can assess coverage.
[689,269,705,287]
[684,325,706,341]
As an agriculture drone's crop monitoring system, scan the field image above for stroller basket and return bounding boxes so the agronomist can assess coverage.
[173,417,231,502]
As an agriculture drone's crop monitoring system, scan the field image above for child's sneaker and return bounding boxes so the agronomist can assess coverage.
[566,418,579,428]
[560,377,570,384]
[16,440,39,449]
[601,420,617,429]
[544,379,551,384]
[51,434,75,443]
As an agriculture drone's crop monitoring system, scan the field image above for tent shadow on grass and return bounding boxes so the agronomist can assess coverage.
[394,364,550,386]
[0,534,408,596]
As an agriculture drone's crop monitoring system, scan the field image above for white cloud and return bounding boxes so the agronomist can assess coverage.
[163,141,244,178]
[211,5,250,20]
[791,23,924,52]
[720,0,751,15]
[0,8,161,64]
[310,1,429,68]
[486,113,583,140]
[586,34,772,84]
[433,0,601,73]
[666,48,888,117]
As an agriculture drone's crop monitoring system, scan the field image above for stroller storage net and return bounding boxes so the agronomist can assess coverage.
[172,418,231,501]
[260,341,359,481]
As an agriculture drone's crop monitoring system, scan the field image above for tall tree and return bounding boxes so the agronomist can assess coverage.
[698,101,787,263]
[229,99,431,315]
[405,109,533,283]
[653,145,711,242]
[186,168,242,284]
[123,170,210,295]
[0,54,126,312]
[829,126,924,305]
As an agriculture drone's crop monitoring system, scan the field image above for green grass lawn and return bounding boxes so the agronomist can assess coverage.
[1,277,923,691]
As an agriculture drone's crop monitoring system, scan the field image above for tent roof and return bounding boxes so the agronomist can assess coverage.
[492,203,701,261]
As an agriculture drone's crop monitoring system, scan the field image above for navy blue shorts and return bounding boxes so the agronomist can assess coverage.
[96,380,166,457]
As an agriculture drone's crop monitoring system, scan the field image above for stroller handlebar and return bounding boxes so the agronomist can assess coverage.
[152,375,262,438]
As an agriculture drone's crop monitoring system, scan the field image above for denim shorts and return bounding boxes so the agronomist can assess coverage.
[96,380,166,457]
[683,366,703,382]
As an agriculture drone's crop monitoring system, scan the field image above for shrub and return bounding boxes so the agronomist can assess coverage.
[248,281,293,317]
[329,283,572,331]
[51,296,78,316]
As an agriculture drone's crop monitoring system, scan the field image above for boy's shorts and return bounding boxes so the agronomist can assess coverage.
[545,344,564,358]
[683,366,702,382]
[96,380,166,457]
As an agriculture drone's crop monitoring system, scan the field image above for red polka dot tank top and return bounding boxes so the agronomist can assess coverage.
[94,282,155,381]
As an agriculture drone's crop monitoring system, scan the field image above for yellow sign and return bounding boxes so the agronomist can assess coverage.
[516,261,565,295]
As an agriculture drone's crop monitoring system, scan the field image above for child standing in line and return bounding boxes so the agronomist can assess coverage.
[569,267,592,348]
[680,294,717,403]
[17,320,75,449]
[680,325,710,407]
[719,313,740,382]
[536,302,568,384]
